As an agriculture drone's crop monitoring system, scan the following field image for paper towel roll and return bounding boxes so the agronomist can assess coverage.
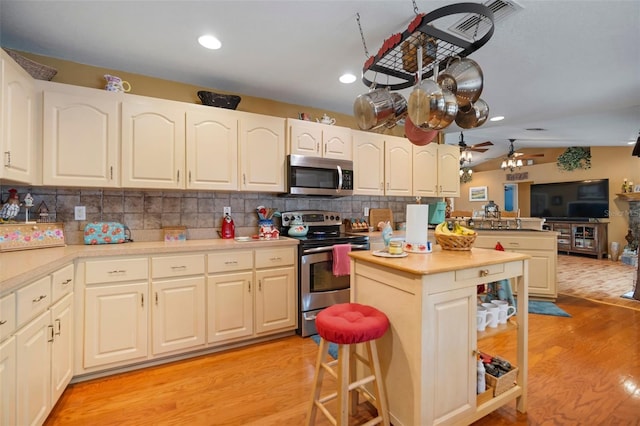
[405,204,429,245]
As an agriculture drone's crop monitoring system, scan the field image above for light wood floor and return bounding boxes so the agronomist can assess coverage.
[45,256,640,425]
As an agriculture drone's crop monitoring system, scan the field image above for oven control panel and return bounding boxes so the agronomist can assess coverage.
[281,210,341,226]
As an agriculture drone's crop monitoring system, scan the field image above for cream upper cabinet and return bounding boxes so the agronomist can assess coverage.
[352,131,412,196]
[238,112,285,192]
[288,119,352,160]
[185,107,239,190]
[121,98,185,189]
[1,50,38,184]
[413,143,460,197]
[384,135,413,196]
[42,86,119,187]
[352,130,385,196]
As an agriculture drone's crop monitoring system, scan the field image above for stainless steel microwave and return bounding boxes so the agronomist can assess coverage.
[285,155,354,197]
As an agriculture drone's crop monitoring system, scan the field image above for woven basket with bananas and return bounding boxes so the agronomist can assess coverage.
[434,221,477,251]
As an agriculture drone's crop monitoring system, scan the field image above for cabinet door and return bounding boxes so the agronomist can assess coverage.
[425,286,475,425]
[238,113,285,192]
[121,100,185,189]
[288,119,322,157]
[15,310,51,426]
[42,90,119,187]
[413,143,439,197]
[323,125,352,160]
[255,267,296,335]
[437,143,461,197]
[385,135,413,196]
[84,282,148,368]
[50,293,73,405]
[352,131,384,195]
[207,271,253,343]
[507,249,556,298]
[186,108,238,190]
[1,51,37,184]
[151,277,205,355]
[0,336,17,426]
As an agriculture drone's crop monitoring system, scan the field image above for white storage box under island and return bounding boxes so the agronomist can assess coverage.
[348,247,529,425]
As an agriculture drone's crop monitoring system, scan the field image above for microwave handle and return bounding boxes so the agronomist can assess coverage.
[337,165,343,191]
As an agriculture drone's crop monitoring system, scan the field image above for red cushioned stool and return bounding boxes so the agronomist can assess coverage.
[306,303,390,426]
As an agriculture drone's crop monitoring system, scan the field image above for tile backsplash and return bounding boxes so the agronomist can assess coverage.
[1,185,434,244]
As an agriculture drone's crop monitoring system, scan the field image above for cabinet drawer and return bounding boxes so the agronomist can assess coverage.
[85,257,149,284]
[498,236,556,251]
[0,292,16,340]
[208,250,253,273]
[152,254,205,278]
[255,247,295,269]
[455,263,505,282]
[51,263,74,302]
[16,275,51,326]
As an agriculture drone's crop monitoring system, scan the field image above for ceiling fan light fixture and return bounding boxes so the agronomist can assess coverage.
[490,116,504,122]
[516,159,523,167]
[633,132,640,157]
[500,160,507,169]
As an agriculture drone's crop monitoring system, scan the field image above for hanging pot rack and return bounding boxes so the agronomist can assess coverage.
[361,2,495,91]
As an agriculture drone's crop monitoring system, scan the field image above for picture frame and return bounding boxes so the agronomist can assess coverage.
[469,186,488,202]
[635,184,640,193]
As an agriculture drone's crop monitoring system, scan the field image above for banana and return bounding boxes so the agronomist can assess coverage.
[458,224,477,236]
[435,221,453,235]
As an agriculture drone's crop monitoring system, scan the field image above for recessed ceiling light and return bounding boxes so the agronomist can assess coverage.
[339,73,357,84]
[489,116,504,122]
[628,141,636,145]
[198,35,221,50]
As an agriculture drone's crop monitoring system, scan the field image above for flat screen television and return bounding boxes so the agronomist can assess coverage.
[530,179,609,220]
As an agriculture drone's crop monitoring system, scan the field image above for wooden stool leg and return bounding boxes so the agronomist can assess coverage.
[306,338,330,426]
[368,340,390,426]
[349,344,358,415]
[337,344,351,426]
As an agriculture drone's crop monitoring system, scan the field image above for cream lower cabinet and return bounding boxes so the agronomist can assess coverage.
[151,254,206,355]
[413,143,460,197]
[1,49,38,184]
[207,247,296,344]
[42,84,119,187]
[475,232,558,299]
[0,335,16,426]
[352,131,412,196]
[254,248,296,334]
[83,257,149,369]
[238,112,285,192]
[13,264,73,426]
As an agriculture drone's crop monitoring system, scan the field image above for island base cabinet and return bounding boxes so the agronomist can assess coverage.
[84,283,148,368]
[351,264,475,425]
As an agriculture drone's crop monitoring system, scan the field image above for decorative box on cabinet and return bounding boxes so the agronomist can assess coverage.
[287,119,352,160]
[0,49,38,184]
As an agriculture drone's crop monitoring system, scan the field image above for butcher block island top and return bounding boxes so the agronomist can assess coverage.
[348,247,530,426]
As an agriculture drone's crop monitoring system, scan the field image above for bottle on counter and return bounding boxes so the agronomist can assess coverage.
[622,178,629,193]
[477,359,486,394]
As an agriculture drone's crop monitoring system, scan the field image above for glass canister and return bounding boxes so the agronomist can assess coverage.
[388,240,404,255]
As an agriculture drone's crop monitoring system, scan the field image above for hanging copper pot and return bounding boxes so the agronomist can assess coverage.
[455,98,489,129]
[404,115,438,146]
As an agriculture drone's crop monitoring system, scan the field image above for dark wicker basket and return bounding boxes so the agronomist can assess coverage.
[3,48,58,81]
[197,91,241,110]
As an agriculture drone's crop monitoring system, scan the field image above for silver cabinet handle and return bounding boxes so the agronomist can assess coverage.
[248,281,251,292]
[108,270,126,274]
[61,278,72,286]
[170,265,187,270]
[32,295,47,303]
[224,260,238,265]
[141,293,144,307]
[55,319,61,335]
[155,292,159,305]
[0,320,7,325]
[48,325,55,342]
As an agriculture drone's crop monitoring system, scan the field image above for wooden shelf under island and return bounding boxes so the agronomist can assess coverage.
[348,246,529,425]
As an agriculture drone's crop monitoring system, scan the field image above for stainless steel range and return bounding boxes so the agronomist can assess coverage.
[280,210,369,337]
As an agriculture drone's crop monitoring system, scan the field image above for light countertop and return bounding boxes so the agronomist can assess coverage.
[0,238,298,296]
[349,246,529,276]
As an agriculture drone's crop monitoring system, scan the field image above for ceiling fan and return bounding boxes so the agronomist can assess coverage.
[501,139,544,171]
[458,132,493,166]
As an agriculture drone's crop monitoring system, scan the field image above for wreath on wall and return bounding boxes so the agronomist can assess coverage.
[556,147,591,171]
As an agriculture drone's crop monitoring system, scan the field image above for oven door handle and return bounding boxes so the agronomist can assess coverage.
[302,244,368,254]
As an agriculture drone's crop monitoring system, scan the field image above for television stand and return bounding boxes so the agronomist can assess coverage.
[547,221,608,259]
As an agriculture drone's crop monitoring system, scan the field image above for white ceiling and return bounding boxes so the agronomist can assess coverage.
[1,0,639,166]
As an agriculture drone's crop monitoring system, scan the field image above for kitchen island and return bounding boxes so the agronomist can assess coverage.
[348,247,529,426]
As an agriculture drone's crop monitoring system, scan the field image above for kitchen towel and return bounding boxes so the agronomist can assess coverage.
[332,244,352,277]
[405,204,429,246]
